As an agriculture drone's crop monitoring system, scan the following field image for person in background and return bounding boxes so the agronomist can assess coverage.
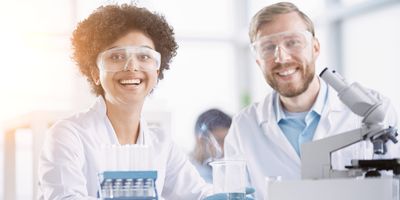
[37,4,215,199]
[190,109,232,183]
[224,2,398,199]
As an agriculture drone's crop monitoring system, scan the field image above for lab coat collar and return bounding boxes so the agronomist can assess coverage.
[139,117,154,146]
[255,92,301,163]
[93,96,152,146]
[310,78,327,116]
[312,81,346,141]
[256,92,275,125]
[92,95,107,116]
[274,92,285,122]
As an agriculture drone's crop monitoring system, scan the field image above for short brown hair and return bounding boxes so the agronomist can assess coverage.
[71,4,178,96]
[249,2,315,43]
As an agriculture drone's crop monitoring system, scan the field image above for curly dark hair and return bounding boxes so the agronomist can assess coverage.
[71,4,178,96]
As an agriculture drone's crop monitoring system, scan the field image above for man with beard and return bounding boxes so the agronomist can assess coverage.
[224,2,398,199]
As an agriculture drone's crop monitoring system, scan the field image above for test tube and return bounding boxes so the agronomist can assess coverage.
[137,146,144,170]
[110,144,118,171]
[123,178,134,197]
[142,145,150,170]
[144,178,155,197]
[101,178,113,198]
[113,178,123,198]
[134,178,144,197]
[131,145,138,170]
[121,145,130,170]
[116,145,122,170]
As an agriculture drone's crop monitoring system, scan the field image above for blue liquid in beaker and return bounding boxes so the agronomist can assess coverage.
[228,192,245,200]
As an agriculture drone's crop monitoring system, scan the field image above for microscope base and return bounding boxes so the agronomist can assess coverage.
[266,177,399,200]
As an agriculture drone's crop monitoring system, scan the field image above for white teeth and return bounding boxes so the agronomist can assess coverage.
[278,69,296,76]
[120,79,141,84]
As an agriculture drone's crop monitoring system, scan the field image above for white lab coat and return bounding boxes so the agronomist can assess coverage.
[224,81,399,200]
[190,158,213,184]
[38,97,212,200]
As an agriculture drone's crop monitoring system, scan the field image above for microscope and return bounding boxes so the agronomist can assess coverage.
[302,67,399,179]
[265,68,400,200]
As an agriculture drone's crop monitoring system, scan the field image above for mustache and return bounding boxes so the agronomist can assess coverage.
[272,62,299,70]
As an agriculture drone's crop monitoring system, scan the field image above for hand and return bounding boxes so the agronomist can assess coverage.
[203,187,255,200]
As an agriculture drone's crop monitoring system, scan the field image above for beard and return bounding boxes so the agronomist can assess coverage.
[266,61,315,98]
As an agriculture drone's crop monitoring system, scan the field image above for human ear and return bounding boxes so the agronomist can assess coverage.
[312,38,320,58]
[91,68,100,85]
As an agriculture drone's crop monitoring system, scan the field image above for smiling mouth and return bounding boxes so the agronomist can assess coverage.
[119,79,141,86]
[277,68,297,77]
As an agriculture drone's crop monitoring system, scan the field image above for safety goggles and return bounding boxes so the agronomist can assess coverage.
[97,46,161,72]
[198,124,224,159]
[251,30,313,61]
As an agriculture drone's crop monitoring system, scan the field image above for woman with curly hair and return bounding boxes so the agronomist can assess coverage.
[38,4,214,199]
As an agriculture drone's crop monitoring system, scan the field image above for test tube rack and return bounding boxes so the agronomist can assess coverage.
[98,171,158,200]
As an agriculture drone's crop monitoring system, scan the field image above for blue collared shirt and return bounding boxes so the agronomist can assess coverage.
[274,79,328,156]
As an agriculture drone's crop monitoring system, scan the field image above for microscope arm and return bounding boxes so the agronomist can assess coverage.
[301,124,385,179]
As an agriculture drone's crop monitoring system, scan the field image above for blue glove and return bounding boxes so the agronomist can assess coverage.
[203,187,255,200]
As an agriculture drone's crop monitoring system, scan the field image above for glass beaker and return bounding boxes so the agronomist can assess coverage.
[210,159,247,200]
[264,176,282,200]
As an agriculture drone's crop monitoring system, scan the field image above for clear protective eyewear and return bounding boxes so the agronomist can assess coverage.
[251,30,313,61]
[198,124,224,160]
[97,45,161,72]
